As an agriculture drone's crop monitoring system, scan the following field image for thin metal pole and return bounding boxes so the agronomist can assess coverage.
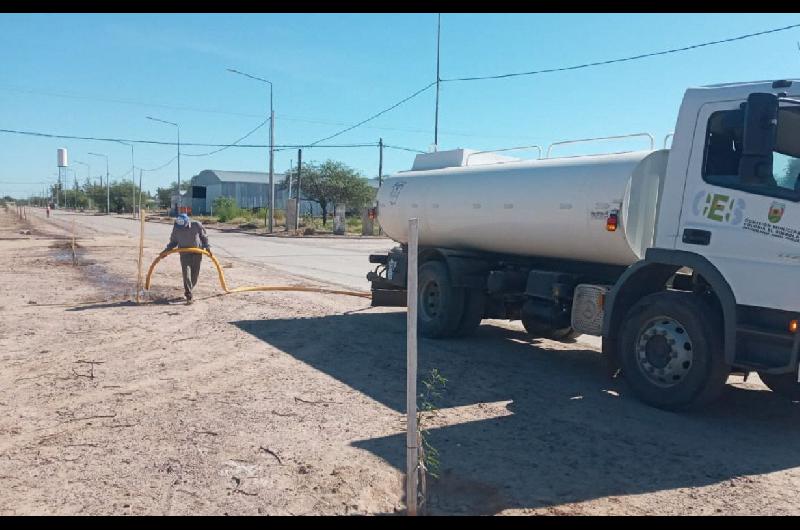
[288,159,293,199]
[130,144,135,217]
[269,107,275,233]
[434,13,441,150]
[136,203,145,304]
[139,169,143,217]
[177,126,181,213]
[406,217,419,516]
[378,138,383,187]
[378,139,384,236]
[106,158,110,214]
[296,149,302,231]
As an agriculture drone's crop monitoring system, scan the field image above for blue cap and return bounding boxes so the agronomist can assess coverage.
[175,213,190,227]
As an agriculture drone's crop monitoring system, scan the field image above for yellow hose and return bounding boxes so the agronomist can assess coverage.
[145,247,371,299]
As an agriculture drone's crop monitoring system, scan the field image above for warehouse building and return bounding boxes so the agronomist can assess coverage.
[175,169,323,216]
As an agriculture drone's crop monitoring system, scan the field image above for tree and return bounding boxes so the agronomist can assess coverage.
[212,196,239,222]
[155,180,190,209]
[300,160,374,225]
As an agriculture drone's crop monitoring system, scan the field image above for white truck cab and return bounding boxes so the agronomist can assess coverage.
[368,79,800,410]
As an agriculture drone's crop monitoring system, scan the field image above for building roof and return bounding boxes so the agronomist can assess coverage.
[196,169,286,184]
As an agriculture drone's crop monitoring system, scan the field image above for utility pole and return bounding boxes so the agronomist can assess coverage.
[139,169,143,216]
[378,139,384,236]
[288,159,293,199]
[296,148,302,230]
[269,108,275,232]
[116,141,135,217]
[378,138,384,187]
[88,152,110,214]
[434,13,441,151]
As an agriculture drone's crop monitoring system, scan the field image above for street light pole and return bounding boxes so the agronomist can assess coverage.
[227,67,274,233]
[434,13,441,151]
[88,152,110,214]
[74,160,90,183]
[117,141,135,217]
[74,160,90,210]
[146,116,180,215]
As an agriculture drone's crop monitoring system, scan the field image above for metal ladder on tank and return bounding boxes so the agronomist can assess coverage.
[464,132,675,167]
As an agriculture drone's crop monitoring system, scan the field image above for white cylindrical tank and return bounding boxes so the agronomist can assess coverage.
[57,148,68,167]
[377,149,669,267]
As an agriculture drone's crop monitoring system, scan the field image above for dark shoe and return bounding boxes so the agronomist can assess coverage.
[185,298,193,305]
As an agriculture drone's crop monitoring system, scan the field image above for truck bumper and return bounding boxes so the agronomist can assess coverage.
[371,288,407,307]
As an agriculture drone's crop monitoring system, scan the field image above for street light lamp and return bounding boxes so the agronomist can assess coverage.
[146,116,180,215]
[228,67,275,233]
[88,152,110,214]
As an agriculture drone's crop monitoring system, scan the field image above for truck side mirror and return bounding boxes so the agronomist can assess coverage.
[738,92,778,185]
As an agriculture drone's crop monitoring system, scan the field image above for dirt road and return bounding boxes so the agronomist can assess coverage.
[2,205,800,515]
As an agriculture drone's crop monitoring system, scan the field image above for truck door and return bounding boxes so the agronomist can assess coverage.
[675,97,800,312]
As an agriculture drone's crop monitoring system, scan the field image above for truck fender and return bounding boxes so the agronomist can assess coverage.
[602,249,737,371]
[419,248,489,290]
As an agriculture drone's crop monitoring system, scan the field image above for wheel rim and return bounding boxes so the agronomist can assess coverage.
[420,278,441,321]
[634,316,694,388]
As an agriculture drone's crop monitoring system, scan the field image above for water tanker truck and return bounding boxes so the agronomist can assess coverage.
[367,80,800,410]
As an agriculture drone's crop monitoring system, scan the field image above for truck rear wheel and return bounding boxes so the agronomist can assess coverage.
[618,291,729,411]
[757,372,800,401]
[418,261,465,339]
[521,317,579,342]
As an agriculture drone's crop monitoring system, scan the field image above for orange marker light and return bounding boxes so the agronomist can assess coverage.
[790,319,798,334]
[606,212,618,232]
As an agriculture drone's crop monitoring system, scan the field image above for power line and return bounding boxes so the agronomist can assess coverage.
[442,22,800,82]
[0,82,490,138]
[0,82,471,138]
[307,81,437,146]
[0,126,384,150]
[138,155,179,172]
[183,117,270,157]
[0,84,265,119]
[273,143,379,153]
[384,144,427,154]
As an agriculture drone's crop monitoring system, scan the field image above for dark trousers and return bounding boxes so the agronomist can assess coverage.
[180,253,202,299]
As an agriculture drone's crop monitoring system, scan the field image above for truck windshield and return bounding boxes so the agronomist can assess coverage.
[703,105,800,199]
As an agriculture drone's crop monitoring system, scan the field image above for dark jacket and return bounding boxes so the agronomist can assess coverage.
[165,221,210,251]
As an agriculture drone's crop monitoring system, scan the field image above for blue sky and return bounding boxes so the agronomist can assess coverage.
[2,12,800,198]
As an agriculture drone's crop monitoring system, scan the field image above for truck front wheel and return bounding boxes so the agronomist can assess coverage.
[618,291,729,410]
[417,261,465,339]
[757,372,800,400]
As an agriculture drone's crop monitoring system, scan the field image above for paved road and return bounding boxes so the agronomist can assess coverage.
[38,209,395,291]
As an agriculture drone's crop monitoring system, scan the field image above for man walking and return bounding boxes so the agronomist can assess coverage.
[161,213,212,305]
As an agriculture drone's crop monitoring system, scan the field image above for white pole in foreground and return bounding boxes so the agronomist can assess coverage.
[406,217,419,516]
[136,206,145,304]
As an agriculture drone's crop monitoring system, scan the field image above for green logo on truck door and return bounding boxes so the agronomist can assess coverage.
[693,191,745,225]
[702,193,734,222]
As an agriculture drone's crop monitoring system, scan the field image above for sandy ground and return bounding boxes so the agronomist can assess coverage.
[2,204,800,515]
